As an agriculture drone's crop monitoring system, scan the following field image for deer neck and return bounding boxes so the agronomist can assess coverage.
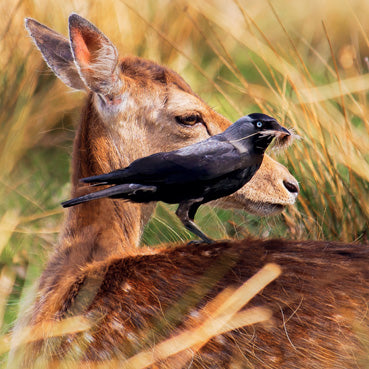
[55,95,154,270]
[31,95,157,322]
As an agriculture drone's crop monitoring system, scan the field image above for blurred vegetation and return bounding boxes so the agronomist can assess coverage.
[0,0,368,363]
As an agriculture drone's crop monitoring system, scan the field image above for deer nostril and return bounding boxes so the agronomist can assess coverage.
[283,180,299,194]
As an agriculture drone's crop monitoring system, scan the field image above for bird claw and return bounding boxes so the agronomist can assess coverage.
[187,240,202,246]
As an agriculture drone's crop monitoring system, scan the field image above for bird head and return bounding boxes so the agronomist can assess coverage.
[224,113,293,154]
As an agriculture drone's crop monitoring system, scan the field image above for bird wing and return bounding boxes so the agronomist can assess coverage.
[82,138,252,186]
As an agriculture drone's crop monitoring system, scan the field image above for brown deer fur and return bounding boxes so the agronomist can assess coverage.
[31,240,369,368]
[12,238,369,368]
[11,14,368,369]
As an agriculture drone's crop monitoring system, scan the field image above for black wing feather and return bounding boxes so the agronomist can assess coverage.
[82,139,248,186]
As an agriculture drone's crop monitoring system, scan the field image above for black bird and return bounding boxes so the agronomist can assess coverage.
[62,113,291,243]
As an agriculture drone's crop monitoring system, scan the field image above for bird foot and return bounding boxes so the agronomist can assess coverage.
[187,240,202,246]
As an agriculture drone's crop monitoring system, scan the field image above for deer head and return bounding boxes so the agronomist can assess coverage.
[24,14,299,262]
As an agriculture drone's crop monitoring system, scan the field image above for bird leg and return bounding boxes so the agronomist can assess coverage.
[176,199,214,244]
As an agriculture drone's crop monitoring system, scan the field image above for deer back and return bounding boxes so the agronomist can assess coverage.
[16,239,369,368]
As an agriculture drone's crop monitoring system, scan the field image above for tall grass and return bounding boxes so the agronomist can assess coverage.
[0,0,368,365]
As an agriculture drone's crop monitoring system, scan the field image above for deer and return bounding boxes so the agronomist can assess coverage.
[9,14,369,369]
[21,13,299,309]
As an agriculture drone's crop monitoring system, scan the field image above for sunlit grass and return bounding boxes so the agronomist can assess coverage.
[0,0,368,366]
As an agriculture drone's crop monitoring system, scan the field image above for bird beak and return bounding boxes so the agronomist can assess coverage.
[271,125,300,150]
[278,126,291,136]
[261,124,290,139]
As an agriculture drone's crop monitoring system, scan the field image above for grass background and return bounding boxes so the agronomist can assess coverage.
[0,0,368,364]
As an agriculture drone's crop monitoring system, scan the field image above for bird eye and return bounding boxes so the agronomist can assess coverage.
[256,121,263,128]
[175,114,202,126]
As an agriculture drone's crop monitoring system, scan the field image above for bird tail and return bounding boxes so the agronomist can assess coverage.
[61,183,156,208]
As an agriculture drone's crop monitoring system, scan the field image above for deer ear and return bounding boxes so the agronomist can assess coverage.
[25,18,86,90]
[68,14,121,96]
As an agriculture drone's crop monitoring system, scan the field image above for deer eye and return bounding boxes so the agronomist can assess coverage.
[175,114,202,126]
